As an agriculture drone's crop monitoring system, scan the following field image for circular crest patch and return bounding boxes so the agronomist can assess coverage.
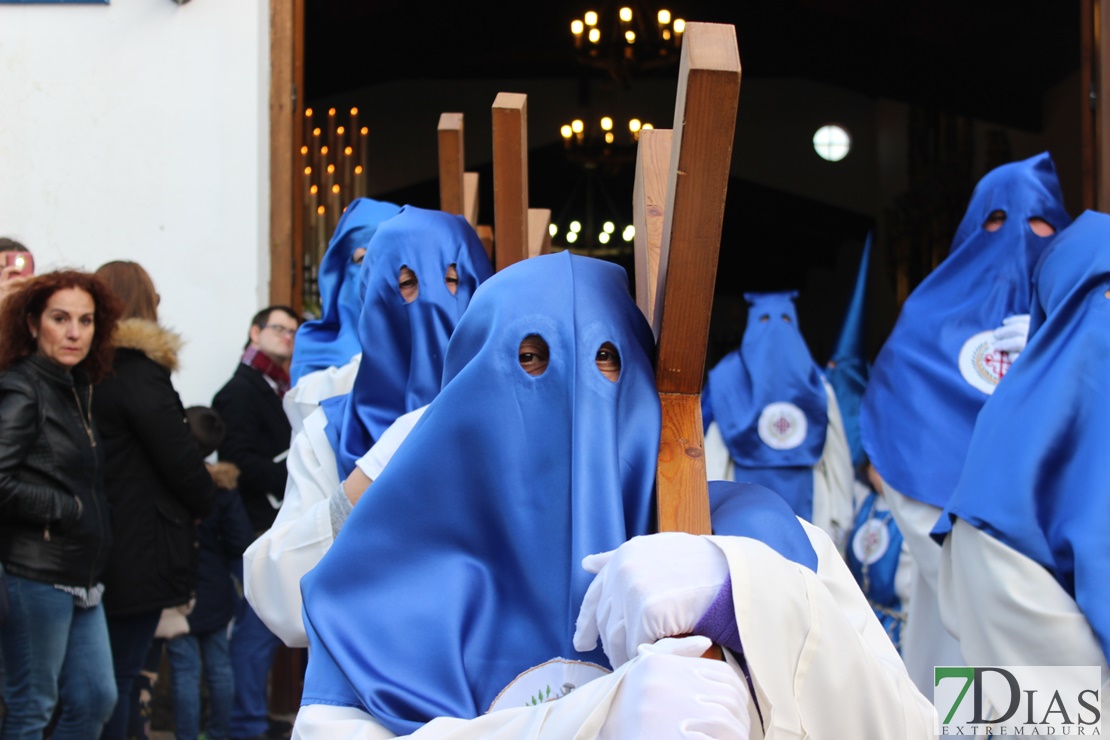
[757,402,808,450]
[488,658,609,713]
[958,330,1012,395]
[851,518,891,565]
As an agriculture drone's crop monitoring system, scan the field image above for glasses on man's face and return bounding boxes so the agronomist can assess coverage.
[264,324,297,338]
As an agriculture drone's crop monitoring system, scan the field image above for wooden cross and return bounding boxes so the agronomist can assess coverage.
[634,22,742,536]
[492,92,552,271]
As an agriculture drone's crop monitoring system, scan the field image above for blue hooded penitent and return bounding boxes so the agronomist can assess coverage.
[825,233,872,469]
[935,210,1110,662]
[289,198,402,384]
[301,252,661,734]
[702,291,828,521]
[321,205,493,478]
[859,152,1071,508]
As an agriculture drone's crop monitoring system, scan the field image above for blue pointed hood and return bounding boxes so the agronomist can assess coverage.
[859,152,1071,508]
[936,210,1110,662]
[322,205,493,478]
[701,291,827,521]
[289,198,402,384]
[301,252,660,734]
[825,233,873,469]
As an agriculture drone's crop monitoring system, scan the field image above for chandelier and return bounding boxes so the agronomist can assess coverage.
[570,3,685,83]
[550,115,656,254]
[559,115,655,170]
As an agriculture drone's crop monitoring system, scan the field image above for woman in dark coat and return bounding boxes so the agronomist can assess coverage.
[0,270,122,740]
[92,261,215,740]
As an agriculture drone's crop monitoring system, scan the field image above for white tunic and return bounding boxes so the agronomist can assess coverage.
[704,380,855,553]
[939,518,1110,719]
[243,405,426,647]
[880,480,964,698]
[291,522,937,739]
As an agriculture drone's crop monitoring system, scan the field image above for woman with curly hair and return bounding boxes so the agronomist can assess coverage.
[0,269,123,740]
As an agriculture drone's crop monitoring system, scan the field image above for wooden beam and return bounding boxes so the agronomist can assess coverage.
[492,92,529,272]
[1082,0,1096,211]
[290,0,305,315]
[633,128,672,326]
[438,113,466,217]
[654,22,741,397]
[463,172,480,227]
[269,0,297,307]
[657,393,713,533]
[527,208,552,258]
[476,224,494,260]
[1099,0,1110,212]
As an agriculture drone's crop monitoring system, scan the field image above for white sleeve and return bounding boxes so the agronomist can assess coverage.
[354,406,428,480]
[283,355,361,438]
[882,481,943,593]
[939,520,1110,722]
[809,380,855,554]
[244,407,341,647]
[703,420,735,482]
[708,523,937,738]
[940,518,1108,670]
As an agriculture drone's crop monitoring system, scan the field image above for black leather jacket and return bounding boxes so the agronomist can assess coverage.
[0,354,111,589]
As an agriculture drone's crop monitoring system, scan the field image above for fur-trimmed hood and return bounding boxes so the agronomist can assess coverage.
[112,318,183,372]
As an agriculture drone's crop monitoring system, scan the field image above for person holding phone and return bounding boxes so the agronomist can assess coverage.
[0,238,35,306]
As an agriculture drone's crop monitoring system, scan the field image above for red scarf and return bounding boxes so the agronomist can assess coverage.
[241,347,291,398]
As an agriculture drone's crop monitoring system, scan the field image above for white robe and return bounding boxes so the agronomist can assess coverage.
[704,380,855,553]
[283,355,361,438]
[939,518,1110,719]
[879,481,965,699]
[291,522,937,739]
[243,405,426,647]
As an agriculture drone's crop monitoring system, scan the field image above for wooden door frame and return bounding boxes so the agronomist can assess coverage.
[269,0,304,311]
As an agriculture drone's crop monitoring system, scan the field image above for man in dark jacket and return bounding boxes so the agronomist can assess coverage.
[212,305,299,740]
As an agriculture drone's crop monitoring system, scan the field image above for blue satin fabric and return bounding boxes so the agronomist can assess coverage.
[322,205,493,478]
[301,252,661,734]
[936,210,1110,661]
[708,481,818,572]
[859,152,1071,508]
[846,491,905,650]
[702,292,827,521]
[825,234,872,469]
[289,198,402,384]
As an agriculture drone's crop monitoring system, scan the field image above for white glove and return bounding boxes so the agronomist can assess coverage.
[573,532,729,667]
[992,314,1031,357]
[599,636,751,740]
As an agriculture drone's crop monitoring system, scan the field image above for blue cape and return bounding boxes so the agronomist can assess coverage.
[702,292,828,521]
[936,210,1110,661]
[859,152,1070,507]
[301,252,661,734]
[709,481,818,572]
[825,234,872,469]
[289,198,402,384]
[323,205,493,478]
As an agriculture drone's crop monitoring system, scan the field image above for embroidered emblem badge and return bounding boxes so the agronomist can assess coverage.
[958,330,1011,395]
[757,402,808,450]
[488,658,610,713]
[852,517,891,565]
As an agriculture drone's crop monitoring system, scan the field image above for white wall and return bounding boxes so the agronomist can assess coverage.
[0,0,271,407]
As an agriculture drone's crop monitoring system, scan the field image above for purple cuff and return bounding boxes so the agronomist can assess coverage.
[692,575,743,656]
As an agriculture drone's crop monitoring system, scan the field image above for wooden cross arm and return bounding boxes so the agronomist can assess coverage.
[492,92,530,271]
